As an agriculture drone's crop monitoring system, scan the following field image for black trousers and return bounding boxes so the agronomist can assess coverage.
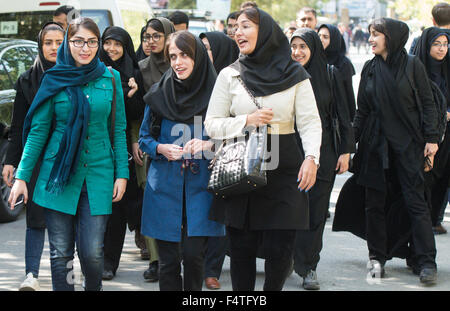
[103,204,127,274]
[365,143,436,269]
[156,226,208,291]
[204,236,228,279]
[294,178,335,277]
[227,226,296,291]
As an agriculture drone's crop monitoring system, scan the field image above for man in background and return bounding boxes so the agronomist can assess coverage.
[410,2,450,53]
[226,11,238,40]
[53,5,75,30]
[168,11,189,31]
[240,1,258,10]
[296,7,318,30]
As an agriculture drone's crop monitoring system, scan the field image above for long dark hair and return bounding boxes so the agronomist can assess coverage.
[368,19,390,51]
[67,17,100,40]
[164,31,196,62]
[236,7,260,25]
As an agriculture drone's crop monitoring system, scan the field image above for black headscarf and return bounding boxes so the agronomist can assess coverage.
[319,24,355,79]
[144,34,217,124]
[231,9,309,97]
[367,18,422,145]
[18,22,65,103]
[412,27,450,102]
[100,26,145,121]
[290,28,332,117]
[136,26,148,62]
[199,31,239,74]
[100,26,139,85]
[139,17,176,91]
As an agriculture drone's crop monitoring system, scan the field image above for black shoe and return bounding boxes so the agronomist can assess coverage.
[143,261,159,282]
[102,270,115,281]
[419,267,437,285]
[406,258,420,275]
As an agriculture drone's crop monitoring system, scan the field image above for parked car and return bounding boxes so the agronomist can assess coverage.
[0,38,37,222]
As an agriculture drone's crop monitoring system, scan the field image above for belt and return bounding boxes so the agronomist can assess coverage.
[267,120,295,135]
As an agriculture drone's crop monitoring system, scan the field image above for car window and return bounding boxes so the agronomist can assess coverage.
[1,47,35,87]
[0,61,12,91]
[0,12,53,41]
[27,46,39,59]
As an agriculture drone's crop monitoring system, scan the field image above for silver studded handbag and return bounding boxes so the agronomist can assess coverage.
[207,76,267,197]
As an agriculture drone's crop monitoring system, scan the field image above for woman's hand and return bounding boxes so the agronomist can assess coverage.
[424,143,438,157]
[132,142,144,166]
[183,139,213,155]
[335,153,350,175]
[246,108,274,127]
[157,144,183,161]
[112,178,127,202]
[8,179,28,209]
[2,164,14,187]
[297,157,318,192]
[127,77,138,98]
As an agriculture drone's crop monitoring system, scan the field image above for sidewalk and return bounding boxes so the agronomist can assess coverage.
[1,173,450,291]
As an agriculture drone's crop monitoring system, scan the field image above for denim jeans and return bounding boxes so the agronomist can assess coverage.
[25,227,45,278]
[44,183,109,291]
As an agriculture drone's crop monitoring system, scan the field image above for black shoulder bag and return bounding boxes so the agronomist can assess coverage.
[207,76,267,197]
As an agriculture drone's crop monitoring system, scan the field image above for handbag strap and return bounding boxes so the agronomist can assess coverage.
[237,76,262,109]
[107,66,116,150]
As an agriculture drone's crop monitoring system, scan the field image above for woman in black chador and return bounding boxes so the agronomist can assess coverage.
[333,18,439,285]
[99,26,146,280]
[318,24,356,121]
[2,22,65,291]
[290,28,355,290]
[412,27,450,234]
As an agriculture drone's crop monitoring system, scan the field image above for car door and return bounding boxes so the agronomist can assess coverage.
[0,45,36,128]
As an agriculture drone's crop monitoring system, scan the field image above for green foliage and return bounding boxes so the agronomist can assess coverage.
[121,10,151,50]
[169,0,196,9]
[166,0,328,25]
[389,0,438,27]
[230,0,326,25]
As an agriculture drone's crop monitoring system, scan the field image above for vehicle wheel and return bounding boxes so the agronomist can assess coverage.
[0,140,24,223]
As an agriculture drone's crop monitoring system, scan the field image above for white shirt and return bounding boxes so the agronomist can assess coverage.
[204,66,322,160]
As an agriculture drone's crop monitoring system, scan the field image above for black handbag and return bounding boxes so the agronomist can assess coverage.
[207,76,268,197]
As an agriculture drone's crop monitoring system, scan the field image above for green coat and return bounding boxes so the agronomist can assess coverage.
[16,68,129,216]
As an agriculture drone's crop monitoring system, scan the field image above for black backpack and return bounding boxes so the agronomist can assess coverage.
[405,55,447,144]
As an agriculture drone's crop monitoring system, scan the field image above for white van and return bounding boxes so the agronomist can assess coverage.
[0,0,151,41]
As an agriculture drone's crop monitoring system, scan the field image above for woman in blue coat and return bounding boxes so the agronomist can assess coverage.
[139,31,225,291]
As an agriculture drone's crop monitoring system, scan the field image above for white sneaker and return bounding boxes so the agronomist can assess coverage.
[19,273,40,291]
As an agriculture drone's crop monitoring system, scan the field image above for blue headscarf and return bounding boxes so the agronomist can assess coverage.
[23,27,107,194]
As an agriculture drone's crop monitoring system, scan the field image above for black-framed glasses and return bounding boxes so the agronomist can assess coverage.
[69,39,99,48]
[431,43,449,49]
[143,33,162,43]
[181,159,199,175]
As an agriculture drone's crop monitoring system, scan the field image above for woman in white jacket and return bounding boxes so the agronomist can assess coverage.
[204,7,322,291]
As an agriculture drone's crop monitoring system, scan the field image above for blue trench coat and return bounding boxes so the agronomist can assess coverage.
[139,105,225,242]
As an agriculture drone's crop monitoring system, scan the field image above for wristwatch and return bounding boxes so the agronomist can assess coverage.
[305,155,320,168]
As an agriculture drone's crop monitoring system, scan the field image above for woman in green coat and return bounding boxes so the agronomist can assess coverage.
[9,17,129,291]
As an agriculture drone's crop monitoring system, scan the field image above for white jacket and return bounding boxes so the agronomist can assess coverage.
[204,66,322,160]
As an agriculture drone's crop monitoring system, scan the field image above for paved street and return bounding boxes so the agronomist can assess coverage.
[0,47,449,291]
